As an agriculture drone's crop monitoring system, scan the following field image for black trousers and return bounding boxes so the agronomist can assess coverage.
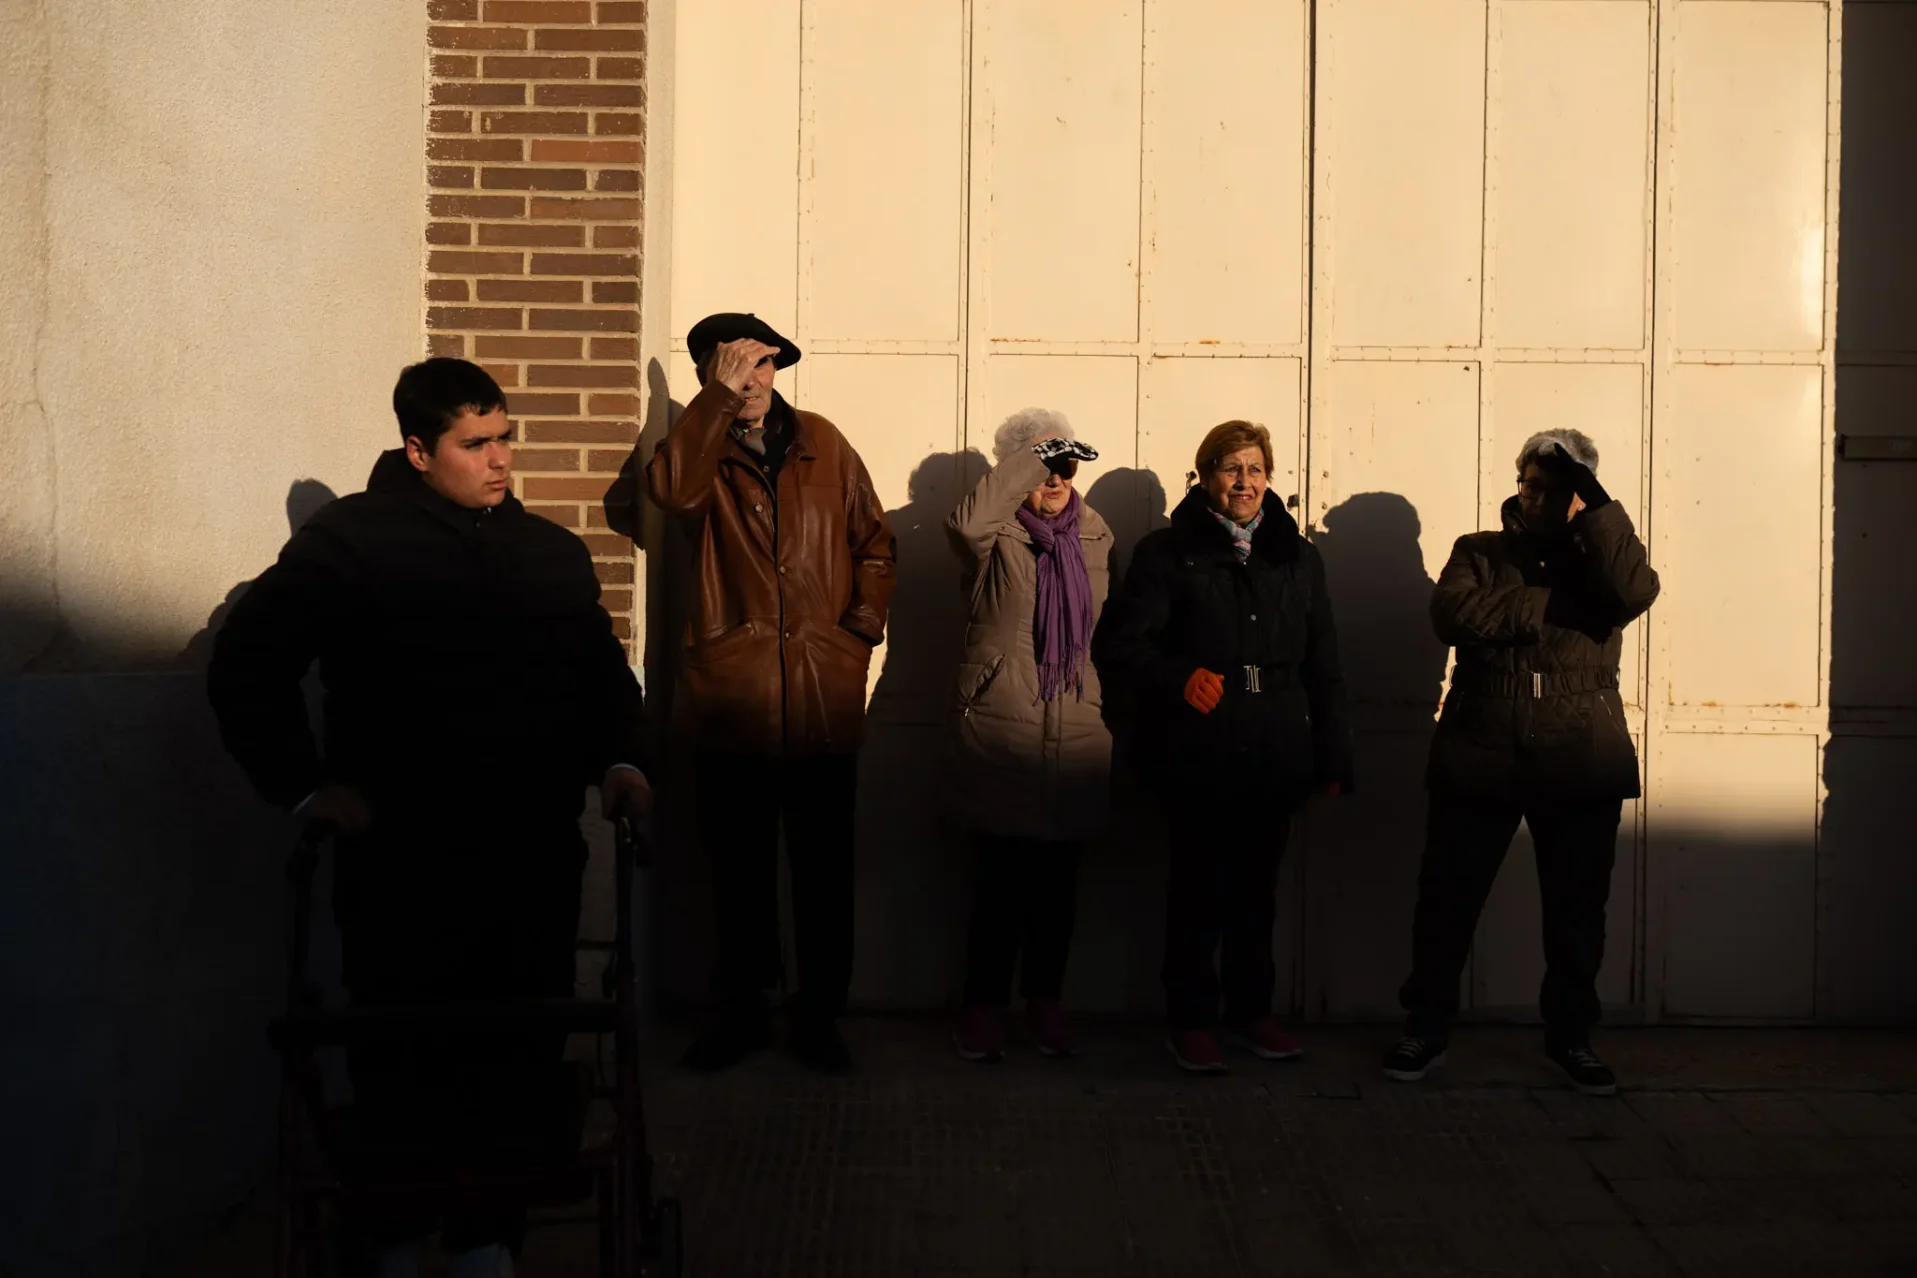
[333,814,585,1255]
[1163,813,1290,1031]
[1398,794,1622,1045]
[695,750,858,1022]
[959,833,1083,1007]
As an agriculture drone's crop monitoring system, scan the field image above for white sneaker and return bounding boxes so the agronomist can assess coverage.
[447,1243,516,1278]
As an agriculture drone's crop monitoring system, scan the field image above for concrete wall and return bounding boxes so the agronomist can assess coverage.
[0,1,426,1273]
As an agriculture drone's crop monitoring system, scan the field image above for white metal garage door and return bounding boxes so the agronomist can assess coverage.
[642,0,1843,1022]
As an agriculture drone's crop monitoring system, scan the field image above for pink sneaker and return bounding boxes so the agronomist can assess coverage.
[1229,1016,1304,1061]
[952,1005,1004,1063]
[1167,1029,1227,1074]
[1025,1000,1076,1058]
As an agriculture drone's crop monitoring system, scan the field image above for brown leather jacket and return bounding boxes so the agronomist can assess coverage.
[645,381,897,754]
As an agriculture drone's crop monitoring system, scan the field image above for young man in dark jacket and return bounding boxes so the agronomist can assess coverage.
[1384,429,1659,1096]
[207,358,651,1278]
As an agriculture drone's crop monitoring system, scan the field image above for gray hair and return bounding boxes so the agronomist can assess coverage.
[992,407,1074,463]
[1516,428,1600,476]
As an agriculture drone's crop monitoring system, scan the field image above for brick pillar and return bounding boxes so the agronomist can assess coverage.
[423,0,645,649]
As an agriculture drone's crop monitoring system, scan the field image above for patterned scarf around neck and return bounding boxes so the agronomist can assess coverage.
[1014,492,1093,702]
[1212,507,1264,561]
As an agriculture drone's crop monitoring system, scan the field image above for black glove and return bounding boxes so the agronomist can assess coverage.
[1033,437,1099,469]
[1535,442,1611,511]
[1543,589,1613,640]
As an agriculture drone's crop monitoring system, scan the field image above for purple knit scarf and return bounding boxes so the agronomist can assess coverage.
[1015,491,1093,703]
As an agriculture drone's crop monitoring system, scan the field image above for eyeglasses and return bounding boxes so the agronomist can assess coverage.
[1045,458,1078,480]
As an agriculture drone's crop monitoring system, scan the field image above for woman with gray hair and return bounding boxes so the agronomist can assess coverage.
[1385,428,1659,1095]
[945,407,1113,1062]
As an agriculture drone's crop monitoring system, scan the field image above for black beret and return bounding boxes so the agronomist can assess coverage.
[686,312,801,370]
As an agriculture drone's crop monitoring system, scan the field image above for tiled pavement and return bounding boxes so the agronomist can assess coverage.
[171,1020,1917,1277]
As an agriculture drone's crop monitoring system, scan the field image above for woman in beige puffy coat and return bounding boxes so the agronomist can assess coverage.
[946,408,1115,1063]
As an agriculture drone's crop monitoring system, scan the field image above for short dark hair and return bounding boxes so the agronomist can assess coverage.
[392,358,507,452]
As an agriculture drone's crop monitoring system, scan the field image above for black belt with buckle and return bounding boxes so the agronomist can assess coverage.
[1238,664,1293,693]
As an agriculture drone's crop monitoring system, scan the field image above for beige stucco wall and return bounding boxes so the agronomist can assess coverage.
[0,2,425,1274]
[1,0,426,671]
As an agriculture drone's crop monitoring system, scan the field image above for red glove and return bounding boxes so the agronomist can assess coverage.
[1183,668,1225,715]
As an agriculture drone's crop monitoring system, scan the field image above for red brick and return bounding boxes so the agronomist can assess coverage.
[587,394,640,415]
[429,138,524,162]
[477,335,583,359]
[478,222,585,247]
[536,28,641,51]
[430,109,473,133]
[430,194,527,218]
[485,0,591,20]
[482,56,591,79]
[590,337,638,360]
[600,586,633,612]
[433,55,480,77]
[594,559,635,585]
[588,447,637,470]
[429,25,527,50]
[427,279,470,302]
[598,2,644,23]
[478,278,583,303]
[592,281,638,303]
[597,57,643,80]
[580,531,629,556]
[429,0,479,18]
[530,252,636,276]
[509,392,583,416]
[429,333,467,356]
[595,170,640,192]
[432,81,526,106]
[515,446,585,472]
[593,225,639,248]
[533,139,640,163]
[527,502,583,528]
[530,308,637,332]
[481,362,522,387]
[428,250,525,274]
[535,83,641,108]
[427,221,475,245]
[481,167,590,191]
[482,111,589,135]
[595,113,641,136]
[524,475,615,500]
[523,419,637,444]
[529,363,637,388]
[429,165,475,189]
[428,306,525,330]
[609,615,632,642]
[529,196,639,219]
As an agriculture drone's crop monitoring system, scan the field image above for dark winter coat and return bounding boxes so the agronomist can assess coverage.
[1426,495,1660,802]
[207,450,648,824]
[1091,487,1354,807]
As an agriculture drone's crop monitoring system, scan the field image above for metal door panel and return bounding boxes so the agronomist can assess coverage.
[800,0,964,343]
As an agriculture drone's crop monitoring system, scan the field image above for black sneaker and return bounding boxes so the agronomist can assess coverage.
[791,1017,855,1075]
[681,1008,772,1073]
[1546,1042,1617,1096]
[1381,1035,1447,1082]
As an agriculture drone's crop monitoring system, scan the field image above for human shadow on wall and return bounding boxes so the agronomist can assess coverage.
[851,450,990,1008]
[606,357,706,1013]
[177,479,340,667]
[1299,491,1448,1019]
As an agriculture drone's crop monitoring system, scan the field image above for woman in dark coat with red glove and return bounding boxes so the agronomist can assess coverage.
[1092,420,1354,1074]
